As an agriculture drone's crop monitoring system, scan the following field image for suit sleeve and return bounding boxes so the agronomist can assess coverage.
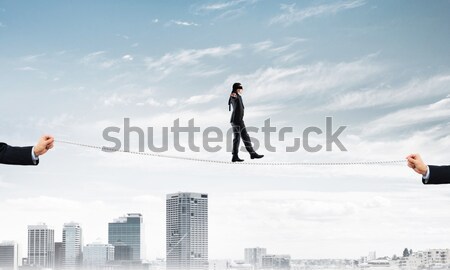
[0,143,38,166]
[423,165,450,184]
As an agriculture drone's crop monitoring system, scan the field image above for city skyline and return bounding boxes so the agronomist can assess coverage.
[2,206,448,263]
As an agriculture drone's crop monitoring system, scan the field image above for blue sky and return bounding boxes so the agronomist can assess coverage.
[1,0,450,260]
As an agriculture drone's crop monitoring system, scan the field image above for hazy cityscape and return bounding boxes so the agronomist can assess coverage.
[0,192,449,270]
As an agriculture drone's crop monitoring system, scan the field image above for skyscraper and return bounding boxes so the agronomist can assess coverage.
[83,242,114,269]
[62,222,83,269]
[0,241,19,270]
[27,223,55,268]
[108,213,144,261]
[245,248,267,269]
[166,192,208,270]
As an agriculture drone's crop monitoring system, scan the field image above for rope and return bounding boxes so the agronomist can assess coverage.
[55,139,405,166]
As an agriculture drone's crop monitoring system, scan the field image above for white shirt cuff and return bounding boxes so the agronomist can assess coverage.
[422,166,430,183]
[31,147,39,164]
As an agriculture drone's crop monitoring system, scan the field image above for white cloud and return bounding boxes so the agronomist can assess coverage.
[169,20,199,27]
[270,0,366,26]
[145,43,242,76]
[116,34,130,40]
[21,53,46,62]
[184,94,218,105]
[363,96,450,136]
[252,40,274,52]
[224,55,383,104]
[197,0,257,11]
[250,38,306,54]
[81,51,117,69]
[194,0,258,21]
[122,54,134,61]
[188,67,226,77]
[136,98,162,107]
[80,51,105,63]
[15,66,37,71]
[324,75,450,111]
[152,19,159,23]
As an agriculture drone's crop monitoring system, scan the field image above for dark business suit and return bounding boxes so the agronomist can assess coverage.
[423,165,450,184]
[0,143,38,165]
[229,95,255,155]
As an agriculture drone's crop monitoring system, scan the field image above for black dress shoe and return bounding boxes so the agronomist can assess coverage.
[250,153,264,159]
[232,155,244,162]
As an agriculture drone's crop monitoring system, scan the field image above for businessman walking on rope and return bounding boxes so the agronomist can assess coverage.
[407,153,450,184]
[228,82,264,162]
[0,135,54,166]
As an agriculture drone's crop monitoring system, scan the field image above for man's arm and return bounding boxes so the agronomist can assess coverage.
[0,143,37,165]
[426,165,450,185]
[0,135,54,166]
[406,153,450,185]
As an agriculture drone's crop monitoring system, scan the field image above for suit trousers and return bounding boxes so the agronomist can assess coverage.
[231,122,254,155]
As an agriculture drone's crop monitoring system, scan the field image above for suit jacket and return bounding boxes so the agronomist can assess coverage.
[229,94,245,124]
[423,165,450,184]
[0,143,38,166]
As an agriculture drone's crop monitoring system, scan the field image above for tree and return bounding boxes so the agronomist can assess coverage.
[410,249,413,255]
[403,248,410,257]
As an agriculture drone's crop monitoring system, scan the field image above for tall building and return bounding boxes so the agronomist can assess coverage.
[27,224,55,268]
[108,213,144,261]
[0,241,19,270]
[166,192,208,270]
[83,242,114,269]
[55,242,64,270]
[245,248,267,269]
[62,222,83,269]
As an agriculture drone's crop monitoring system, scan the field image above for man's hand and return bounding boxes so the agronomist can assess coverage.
[34,135,54,157]
[230,93,237,98]
[406,153,428,176]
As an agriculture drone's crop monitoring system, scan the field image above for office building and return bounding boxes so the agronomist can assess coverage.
[166,192,208,270]
[83,242,114,269]
[27,224,55,268]
[62,222,83,269]
[245,248,267,269]
[0,242,19,270]
[108,213,144,261]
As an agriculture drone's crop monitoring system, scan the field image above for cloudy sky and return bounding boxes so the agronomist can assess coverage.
[1,0,450,261]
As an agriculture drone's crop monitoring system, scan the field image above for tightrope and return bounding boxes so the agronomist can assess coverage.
[55,139,405,166]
